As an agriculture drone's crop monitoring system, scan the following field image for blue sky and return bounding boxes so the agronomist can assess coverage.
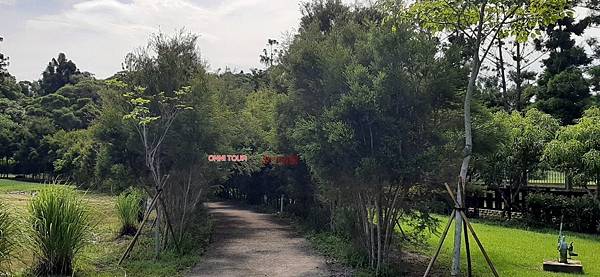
[0,0,310,80]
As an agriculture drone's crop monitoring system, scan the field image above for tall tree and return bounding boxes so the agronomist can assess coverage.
[260,39,280,67]
[283,2,463,271]
[533,11,597,124]
[0,37,9,83]
[400,0,569,274]
[40,53,81,95]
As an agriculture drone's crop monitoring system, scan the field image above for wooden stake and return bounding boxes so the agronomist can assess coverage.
[444,183,499,277]
[461,213,499,277]
[464,219,472,277]
[423,210,455,277]
[158,195,181,252]
[118,189,162,265]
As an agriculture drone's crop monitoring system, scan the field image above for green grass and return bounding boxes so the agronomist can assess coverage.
[0,178,212,276]
[404,215,600,276]
[0,179,51,193]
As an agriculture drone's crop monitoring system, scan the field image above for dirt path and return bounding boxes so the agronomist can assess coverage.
[188,202,348,277]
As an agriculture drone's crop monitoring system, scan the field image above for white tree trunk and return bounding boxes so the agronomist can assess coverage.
[452,46,481,276]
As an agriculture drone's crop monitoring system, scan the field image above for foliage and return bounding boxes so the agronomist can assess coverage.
[28,185,92,275]
[533,6,598,124]
[544,107,600,191]
[40,53,84,95]
[526,192,600,233]
[307,231,369,268]
[116,188,145,236]
[280,2,464,271]
[476,108,559,188]
[0,202,18,275]
[534,68,591,125]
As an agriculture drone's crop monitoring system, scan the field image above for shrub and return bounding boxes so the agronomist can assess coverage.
[28,186,92,275]
[0,202,18,275]
[116,187,145,236]
[526,192,600,233]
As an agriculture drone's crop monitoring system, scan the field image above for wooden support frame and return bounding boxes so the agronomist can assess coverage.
[118,182,182,265]
[423,183,499,277]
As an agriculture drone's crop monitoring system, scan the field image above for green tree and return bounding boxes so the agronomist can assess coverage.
[532,4,599,124]
[399,0,569,274]
[0,115,18,177]
[544,107,600,196]
[476,109,559,217]
[282,2,463,271]
[0,36,8,83]
[40,53,82,95]
[32,79,103,130]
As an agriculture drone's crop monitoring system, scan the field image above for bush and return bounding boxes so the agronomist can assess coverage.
[116,187,145,236]
[526,192,600,233]
[0,202,18,275]
[308,231,369,268]
[28,186,92,275]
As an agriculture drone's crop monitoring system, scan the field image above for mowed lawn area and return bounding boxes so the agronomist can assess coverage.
[405,215,600,276]
[0,179,211,277]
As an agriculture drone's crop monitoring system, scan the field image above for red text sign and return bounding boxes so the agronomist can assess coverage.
[262,154,299,166]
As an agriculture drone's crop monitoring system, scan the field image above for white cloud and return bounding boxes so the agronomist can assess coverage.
[2,0,373,80]
[3,0,303,80]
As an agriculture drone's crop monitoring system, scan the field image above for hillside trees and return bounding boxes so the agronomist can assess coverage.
[0,37,9,82]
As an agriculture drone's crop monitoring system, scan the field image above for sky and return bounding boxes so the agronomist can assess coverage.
[0,0,316,81]
[0,1,597,82]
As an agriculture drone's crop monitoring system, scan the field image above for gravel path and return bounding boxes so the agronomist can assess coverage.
[188,202,347,277]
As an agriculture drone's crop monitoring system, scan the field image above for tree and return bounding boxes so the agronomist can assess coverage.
[0,115,18,177]
[33,79,103,130]
[0,36,9,83]
[532,4,599,124]
[282,2,463,271]
[259,39,280,67]
[40,53,82,95]
[399,0,569,274]
[476,108,559,218]
[544,107,600,196]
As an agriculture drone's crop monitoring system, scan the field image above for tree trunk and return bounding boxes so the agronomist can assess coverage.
[596,174,600,200]
[155,203,161,259]
[376,192,382,273]
[453,32,482,275]
[515,42,524,112]
[497,38,510,112]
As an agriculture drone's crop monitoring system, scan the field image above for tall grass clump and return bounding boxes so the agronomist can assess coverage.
[116,187,145,236]
[28,186,91,275]
[0,202,18,275]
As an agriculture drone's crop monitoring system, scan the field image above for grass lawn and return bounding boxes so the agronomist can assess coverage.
[0,179,53,193]
[404,214,600,276]
[0,178,212,277]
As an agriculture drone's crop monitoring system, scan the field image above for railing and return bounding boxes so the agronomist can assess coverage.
[527,170,565,186]
[466,186,595,213]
